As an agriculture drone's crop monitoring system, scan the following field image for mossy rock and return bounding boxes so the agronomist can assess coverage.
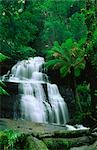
[70,140,97,150]
[43,136,92,150]
[0,119,91,150]
[24,135,48,150]
[38,129,90,139]
[0,130,27,150]
[0,130,48,150]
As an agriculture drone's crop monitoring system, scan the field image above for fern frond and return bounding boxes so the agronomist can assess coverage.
[60,65,69,77]
[0,81,9,95]
[45,58,63,69]
[0,53,9,62]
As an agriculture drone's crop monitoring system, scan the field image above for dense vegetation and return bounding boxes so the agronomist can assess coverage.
[0,53,9,95]
[0,0,97,126]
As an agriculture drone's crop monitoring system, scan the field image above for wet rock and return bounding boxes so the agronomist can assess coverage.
[92,127,97,132]
[0,119,90,138]
[70,141,97,150]
[70,146,90,150]
[91,132,97,137]
[0,119,96,150]
[43,136,92,150]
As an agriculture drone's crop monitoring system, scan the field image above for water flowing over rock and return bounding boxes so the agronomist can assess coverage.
[2,57,69,124]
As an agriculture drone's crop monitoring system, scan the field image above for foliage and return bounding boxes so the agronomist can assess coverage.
[93,28,97,47]
[44,0,97,124]
[0,0,88,60]
[0,0,97,125]
[69,13,87,41]
[42,18,72,46]
[84,1,97,70]
[14,45,36,60]
[73,82,92,123]
[45,38,86,77]
[90,28,97,69]
[0,53,8,95]
[0,53,8,62]
[41,0,87,50]
[0,81,8,95]
[0,130,26,150]
[76,82,91,112]
[0,0,38,60]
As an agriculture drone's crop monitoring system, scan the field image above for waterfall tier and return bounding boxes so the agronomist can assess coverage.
[2,57,69,124]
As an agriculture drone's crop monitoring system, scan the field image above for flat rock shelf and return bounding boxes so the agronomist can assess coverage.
[0,119,97,150]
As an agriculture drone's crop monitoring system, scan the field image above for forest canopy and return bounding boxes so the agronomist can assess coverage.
[1,0,96,60]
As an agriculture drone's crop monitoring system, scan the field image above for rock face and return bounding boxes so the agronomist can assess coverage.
[0,119,97,150]
[0,82,19,118]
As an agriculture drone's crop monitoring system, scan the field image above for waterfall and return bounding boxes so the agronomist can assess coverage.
[3,57,69,124]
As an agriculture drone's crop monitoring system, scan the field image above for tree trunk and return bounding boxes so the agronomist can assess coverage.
[85,59,97,122]
[70,67,82,112]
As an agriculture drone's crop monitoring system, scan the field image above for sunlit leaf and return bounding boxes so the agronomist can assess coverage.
[0,81,9,95]
[0,53,8,62]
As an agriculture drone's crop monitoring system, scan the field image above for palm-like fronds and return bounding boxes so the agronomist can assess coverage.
[45,38,86,77]
[0,53,9,62]
[45,58,64,69]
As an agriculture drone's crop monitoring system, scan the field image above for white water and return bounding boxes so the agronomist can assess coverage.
[2,57,69,124]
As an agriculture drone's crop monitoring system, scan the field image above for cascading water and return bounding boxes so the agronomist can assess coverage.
[2,57,69,124]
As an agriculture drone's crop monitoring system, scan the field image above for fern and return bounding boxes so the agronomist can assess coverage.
[0,53,8,62]
[63,38,73,50]
[45,58,63,69]
[45,38,86,78]
[60,65,70,77]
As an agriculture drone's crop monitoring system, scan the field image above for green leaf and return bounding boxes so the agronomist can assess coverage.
[45,58,64,69]
[0,80,9,95]
[60,65,69,77]
[79,63,86,70]
[64,38,73,50]
[45,59,59,68]
[78,38,86,47]
[54,41,60,49]
[93,29,97,47]
[74,68,81,77]
[0,53,8,62]
[0,87,8,95]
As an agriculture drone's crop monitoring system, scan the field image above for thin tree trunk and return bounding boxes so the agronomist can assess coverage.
[85,59,97,122]
[70,67,82,112]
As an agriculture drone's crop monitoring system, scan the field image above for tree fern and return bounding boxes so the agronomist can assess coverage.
[0,53,8,62]
[45,58,64,69]
[60,65,70,77]
[45,38,86,78]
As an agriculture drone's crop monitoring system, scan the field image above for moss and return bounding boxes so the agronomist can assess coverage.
[43,137,89,150]
[24,135,48,150]
[0,127,90,150]
[38,129,90,139]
